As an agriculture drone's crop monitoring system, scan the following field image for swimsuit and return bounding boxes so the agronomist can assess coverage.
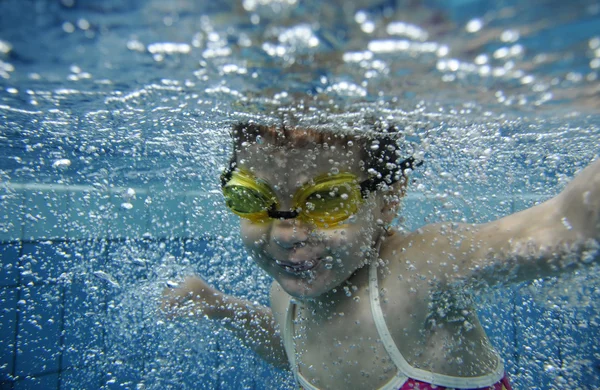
[282,260,513,390]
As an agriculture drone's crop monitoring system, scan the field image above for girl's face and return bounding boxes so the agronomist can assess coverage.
[235,140,388,299]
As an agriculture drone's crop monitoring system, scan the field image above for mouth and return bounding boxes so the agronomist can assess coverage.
[275,258,321,274]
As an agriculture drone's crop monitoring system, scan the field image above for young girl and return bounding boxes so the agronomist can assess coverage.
[165,121,599,389]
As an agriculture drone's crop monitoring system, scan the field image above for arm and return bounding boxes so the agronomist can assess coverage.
[399,159,600,286]
[471,158,600,282]
[470,160,600,281]
[162,277,289,369]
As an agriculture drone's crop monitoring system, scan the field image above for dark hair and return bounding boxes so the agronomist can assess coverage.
[226,121,420,190]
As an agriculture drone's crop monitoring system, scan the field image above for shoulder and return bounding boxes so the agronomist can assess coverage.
[381,224,478,265]
[380,223,484,284]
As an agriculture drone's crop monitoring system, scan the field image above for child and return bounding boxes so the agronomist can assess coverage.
[164,121,600,389]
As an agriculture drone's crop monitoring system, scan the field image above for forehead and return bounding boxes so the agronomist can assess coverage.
[236,141,364,184]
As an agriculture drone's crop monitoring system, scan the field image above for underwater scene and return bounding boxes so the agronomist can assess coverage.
[1,0,600,389]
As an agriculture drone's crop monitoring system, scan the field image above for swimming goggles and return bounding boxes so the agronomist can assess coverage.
[220,157,420,227]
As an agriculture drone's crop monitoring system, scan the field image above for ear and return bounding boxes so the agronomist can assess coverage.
[379,177,408,225]
[380,194,400,225]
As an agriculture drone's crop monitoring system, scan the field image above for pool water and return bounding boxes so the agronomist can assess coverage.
[1,0,600,389]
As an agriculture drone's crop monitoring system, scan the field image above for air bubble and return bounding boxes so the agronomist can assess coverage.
[52,159,71,169]
[121,202,134,210]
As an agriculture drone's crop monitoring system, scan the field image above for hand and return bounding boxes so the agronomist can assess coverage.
[557,159,600,240]
[162,276,225,319]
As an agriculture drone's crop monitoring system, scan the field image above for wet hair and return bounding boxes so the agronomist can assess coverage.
[226,121,420,191]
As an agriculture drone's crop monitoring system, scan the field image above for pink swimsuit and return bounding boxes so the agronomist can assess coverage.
[400,376,512,390]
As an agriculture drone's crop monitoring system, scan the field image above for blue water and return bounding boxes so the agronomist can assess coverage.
[1,0,600,389]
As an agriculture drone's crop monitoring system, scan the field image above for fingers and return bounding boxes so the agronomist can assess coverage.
[162,300,202,320]
[160,276,216,319]
[161,288,205,319]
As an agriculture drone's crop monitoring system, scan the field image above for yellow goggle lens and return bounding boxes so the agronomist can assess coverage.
[222,169,363,226]
[295,174,362,224]
[222,169,277,221]
[223,186,272,214]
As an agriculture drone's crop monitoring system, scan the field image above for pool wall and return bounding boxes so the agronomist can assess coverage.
[1,184,600,389]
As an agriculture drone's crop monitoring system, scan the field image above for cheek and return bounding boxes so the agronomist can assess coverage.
[239,221,268,248]
[322,225,372,253]
[327,207,382,251]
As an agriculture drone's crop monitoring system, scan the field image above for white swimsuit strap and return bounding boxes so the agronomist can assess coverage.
[283,301,325,390]
[284,298,409,390]
[283,301,301,386]
[368,260,506,388]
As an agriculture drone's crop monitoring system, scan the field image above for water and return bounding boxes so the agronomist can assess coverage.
[1,0,600,388]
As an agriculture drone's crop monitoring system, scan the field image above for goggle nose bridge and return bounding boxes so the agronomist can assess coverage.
[267,206,300,220]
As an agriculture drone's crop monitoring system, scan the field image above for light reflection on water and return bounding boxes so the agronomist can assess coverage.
[0,0,598,190]
[1,0,599,389]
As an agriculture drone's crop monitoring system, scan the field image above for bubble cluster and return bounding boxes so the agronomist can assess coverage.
[0,0,599,388]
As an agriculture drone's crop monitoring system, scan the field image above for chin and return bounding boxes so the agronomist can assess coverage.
[276,274,334,299]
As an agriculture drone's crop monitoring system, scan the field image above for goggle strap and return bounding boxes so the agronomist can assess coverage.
[360,156,423,197]
[220,159,237,187]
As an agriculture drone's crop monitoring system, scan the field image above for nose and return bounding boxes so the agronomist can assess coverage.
[270,219,309,250]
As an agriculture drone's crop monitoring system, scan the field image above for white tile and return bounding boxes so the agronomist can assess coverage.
[147,192,186,239]
[0,187,23,242]
[67,190,110,239]
[106,188,150,239]
[185,192,239,238]
[22,188,69,240]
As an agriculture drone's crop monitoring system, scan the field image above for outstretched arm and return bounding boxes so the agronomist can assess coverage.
[467,158,600,283]
[163,277,289,369]
[398,159,600,286]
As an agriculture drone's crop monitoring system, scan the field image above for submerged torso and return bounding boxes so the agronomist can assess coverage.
[272,233,504,390]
